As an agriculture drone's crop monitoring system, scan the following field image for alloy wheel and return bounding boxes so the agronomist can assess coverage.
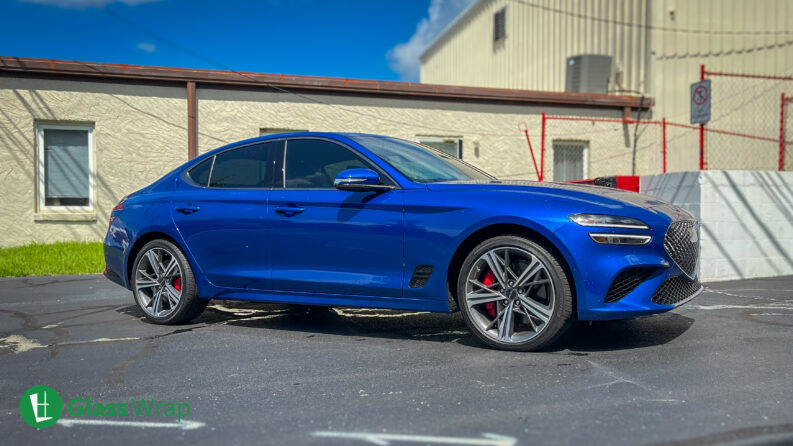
[134,247,183,318]
[463,246,556,344]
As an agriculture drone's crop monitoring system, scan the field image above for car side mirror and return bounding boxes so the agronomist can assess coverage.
[334,168,394,192]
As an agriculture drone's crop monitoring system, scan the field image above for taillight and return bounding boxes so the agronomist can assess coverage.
[109,195,129,225]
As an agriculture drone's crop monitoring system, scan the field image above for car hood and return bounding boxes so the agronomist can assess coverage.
[426,180,693,221]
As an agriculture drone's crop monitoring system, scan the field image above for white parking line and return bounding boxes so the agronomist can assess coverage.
[57,418,205,430]
[312,431,517,446]
[686,303,793,310]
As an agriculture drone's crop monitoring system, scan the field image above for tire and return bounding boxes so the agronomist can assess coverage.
[131,239,208,324]
[456,235,574,351]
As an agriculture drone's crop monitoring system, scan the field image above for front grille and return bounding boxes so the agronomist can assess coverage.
[664,220,700,277]
[652,275,702,306]
[605,268,656,303]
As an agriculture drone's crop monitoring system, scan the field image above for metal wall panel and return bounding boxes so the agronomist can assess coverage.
[421,0,650,94]
[421,0,793,172]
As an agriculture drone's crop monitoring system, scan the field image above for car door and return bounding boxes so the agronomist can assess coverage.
[172,140,283,290]
[268,137,404,297]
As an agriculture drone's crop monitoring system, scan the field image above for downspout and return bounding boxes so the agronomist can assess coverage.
[187,81,198,160]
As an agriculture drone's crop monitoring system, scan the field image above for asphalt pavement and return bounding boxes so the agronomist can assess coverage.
[1,274,793,446]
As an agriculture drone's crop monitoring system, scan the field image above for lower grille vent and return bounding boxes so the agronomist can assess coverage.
[605,268,656,303]
[651,275,702,306]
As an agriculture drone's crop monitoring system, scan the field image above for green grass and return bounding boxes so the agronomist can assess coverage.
[0,241,105,277]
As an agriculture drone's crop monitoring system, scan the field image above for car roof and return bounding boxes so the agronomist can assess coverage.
[241,131,386,144]
[201,132,387,155]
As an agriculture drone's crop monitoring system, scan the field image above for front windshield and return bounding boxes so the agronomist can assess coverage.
[348,135,494,183]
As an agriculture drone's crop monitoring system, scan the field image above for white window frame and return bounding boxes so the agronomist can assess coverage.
[552,140,589,182]
[36,123,95,213]
[416,136,463,159]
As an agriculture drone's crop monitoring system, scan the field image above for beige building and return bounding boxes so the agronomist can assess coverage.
[421,0,793,174]
[0,56,647,247]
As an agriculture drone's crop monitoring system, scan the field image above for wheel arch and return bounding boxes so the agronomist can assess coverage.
[125,231,183,288]
[446,223,578,316]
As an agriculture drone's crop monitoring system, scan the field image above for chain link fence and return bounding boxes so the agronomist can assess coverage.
[704,68,792,171]
[537,116,660,182]
[530,67,792,181]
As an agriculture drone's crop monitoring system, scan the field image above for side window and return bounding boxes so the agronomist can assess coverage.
[188,157,213,186]
[285,139,370,189]
[209,141,281,188]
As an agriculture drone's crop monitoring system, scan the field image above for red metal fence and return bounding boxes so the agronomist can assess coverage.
[522,65,793,181]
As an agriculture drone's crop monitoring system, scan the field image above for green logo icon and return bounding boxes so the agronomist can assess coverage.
[20,385,62,428]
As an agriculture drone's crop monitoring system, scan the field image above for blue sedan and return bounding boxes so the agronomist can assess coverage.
[103,132,701,351]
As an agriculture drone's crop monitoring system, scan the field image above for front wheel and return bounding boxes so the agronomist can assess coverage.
[131,239,207,324]
[457,235,574,351]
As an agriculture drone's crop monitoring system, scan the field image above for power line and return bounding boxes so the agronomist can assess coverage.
[507,0,793,36]
[97,7,537,139]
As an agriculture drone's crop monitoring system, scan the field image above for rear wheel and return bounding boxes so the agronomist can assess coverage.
[457,235,573,351]
[132,239,207,324]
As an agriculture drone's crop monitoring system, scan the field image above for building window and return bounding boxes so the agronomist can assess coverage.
[37,124,93,211]
[552,141,588,182]
[493,7,506,41]
[260,128,307,136]
[417,137,463,159]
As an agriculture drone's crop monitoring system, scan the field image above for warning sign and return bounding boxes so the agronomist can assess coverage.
[690,80,711,125]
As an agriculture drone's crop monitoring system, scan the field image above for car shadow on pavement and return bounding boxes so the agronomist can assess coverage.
[116,301,695,352]
[552,312,695,353]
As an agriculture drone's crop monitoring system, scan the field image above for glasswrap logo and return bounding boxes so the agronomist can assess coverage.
[20,385,192,429]
[20,385,63,428]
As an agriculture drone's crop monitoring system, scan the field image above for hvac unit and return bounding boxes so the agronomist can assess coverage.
[565,54,614,94]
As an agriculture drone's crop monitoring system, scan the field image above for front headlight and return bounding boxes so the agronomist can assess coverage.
[569,213,649,229]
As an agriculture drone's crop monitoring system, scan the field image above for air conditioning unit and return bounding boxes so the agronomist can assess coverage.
[565,54,614,94]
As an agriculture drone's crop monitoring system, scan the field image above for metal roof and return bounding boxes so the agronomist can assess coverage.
[0,56,651,109]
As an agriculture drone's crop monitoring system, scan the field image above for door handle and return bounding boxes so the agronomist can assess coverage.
[175,205,201,214]
[275,205,305,217]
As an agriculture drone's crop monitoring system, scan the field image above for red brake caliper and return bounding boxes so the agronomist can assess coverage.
[173,276,182,292]
[482,270,497,318]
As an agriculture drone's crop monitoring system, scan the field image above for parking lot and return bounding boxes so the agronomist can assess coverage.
[1,274,792,445]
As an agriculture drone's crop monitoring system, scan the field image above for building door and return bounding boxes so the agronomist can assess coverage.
[553,141,588,181]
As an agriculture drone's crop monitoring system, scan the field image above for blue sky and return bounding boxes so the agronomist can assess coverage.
[0,0,474,81]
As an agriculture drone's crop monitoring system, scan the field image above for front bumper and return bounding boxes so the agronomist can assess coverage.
[557,219,701,321]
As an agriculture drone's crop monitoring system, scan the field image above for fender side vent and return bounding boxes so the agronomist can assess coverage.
[409,265,434,288]
[605,267,656,303]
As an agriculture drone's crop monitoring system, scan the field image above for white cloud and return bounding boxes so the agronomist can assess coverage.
[136,42,157,52]
[387,0,475,81]
[21,0,161,8]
